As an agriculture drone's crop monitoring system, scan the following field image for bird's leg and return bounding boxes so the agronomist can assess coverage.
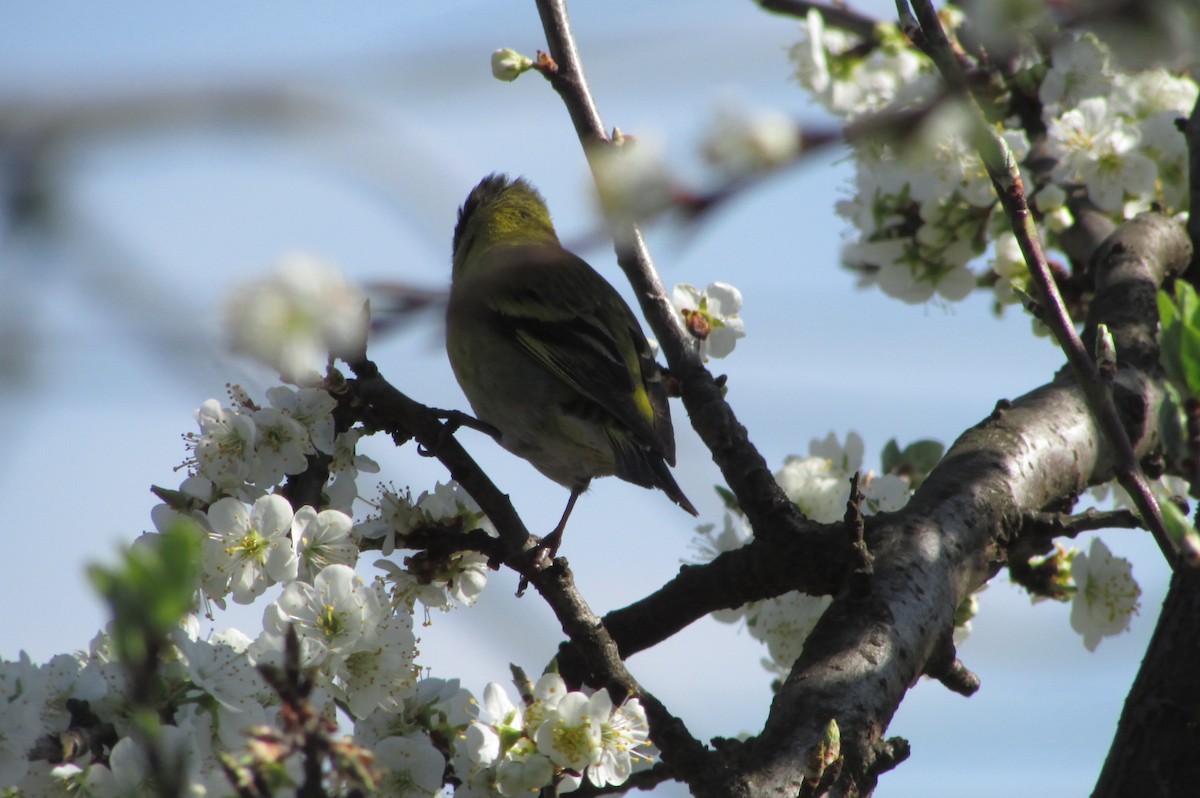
[533,487,583,569]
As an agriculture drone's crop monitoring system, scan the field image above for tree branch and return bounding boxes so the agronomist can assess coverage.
[557,522,850,673]
[1093,569,1200,797]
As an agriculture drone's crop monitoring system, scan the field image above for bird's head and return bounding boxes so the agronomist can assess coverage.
[452,174,559,278]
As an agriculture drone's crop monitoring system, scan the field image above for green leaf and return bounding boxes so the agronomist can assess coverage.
[881,438,945,490]
[714,485,740,512]
[1159,498,1200,565]
[901,440,945,474]
[89,520,201,669]
[1159,283,1200,397]
[1157,382,1188,465]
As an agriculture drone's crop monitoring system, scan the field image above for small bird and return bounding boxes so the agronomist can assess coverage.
[445,173,697,556]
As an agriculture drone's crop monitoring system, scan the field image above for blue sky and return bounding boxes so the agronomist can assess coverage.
[0,3,1170,796]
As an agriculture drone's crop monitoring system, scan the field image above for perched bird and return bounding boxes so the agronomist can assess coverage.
[446,173,697,556]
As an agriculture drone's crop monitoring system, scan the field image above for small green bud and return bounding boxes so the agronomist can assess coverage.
[492,48,534,82]
[804,718,842,788]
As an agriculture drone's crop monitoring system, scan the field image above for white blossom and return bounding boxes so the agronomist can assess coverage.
[672,282,746,360]
[202,494,298,604]
[497,747,555,796]
[223,252,367,385]
[702,102,800,175]
[534,691,606,772]
[357,486,423,556]
[590,697,653,787]
[591,136,676,222]
[1046,97,1157,214]
[188,399,257,491]
[374,732,446,796]
[748,592,833,669]
[249,406,311,487]
[1039,33,1113,112]
[265,385,337,455]
[258,563,383,671]
[776,455,846,523]
[1070,538,1140,651]
[292,505,358,582]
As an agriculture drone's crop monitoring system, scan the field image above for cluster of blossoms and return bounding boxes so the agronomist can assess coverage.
[360,481,494,615]
[0,622,490,795]
[3,622,277,794]
[0,382,499,796]
[174,384,373,605]
[456,673,653,796]
[2,344,500,797]
[183,385,350,507]
[790,8,1198,305]
[693,433,911,676]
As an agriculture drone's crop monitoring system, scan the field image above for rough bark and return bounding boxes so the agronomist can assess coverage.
[1093,572,1200,797]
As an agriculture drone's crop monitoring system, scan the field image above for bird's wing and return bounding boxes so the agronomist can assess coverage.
[481,245,676,462]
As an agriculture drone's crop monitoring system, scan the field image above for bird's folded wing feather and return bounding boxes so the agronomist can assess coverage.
[481,246,671,458]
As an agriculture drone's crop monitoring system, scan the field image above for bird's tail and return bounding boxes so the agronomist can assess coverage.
[611,432,698,516]
[649,457,699,516]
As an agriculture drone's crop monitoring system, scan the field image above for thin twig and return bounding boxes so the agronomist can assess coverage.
[757,0,881,42]
[1022,507,1144,538]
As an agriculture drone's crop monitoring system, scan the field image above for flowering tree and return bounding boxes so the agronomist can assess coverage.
[4,1,1200,797]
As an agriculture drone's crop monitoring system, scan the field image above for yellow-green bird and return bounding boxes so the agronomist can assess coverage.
[446,174,697,555]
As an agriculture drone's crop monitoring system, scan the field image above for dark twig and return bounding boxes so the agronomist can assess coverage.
[844,472,873,596]
[556,521,850,675]
[756,0,881,43]
[1022,507,1144,539]
[348,359,530,548]
[922,630,981,697]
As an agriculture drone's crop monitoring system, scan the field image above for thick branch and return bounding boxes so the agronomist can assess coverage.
[558,522,850,674]
[1093,569,1200,798]
[529,3,1193,796]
